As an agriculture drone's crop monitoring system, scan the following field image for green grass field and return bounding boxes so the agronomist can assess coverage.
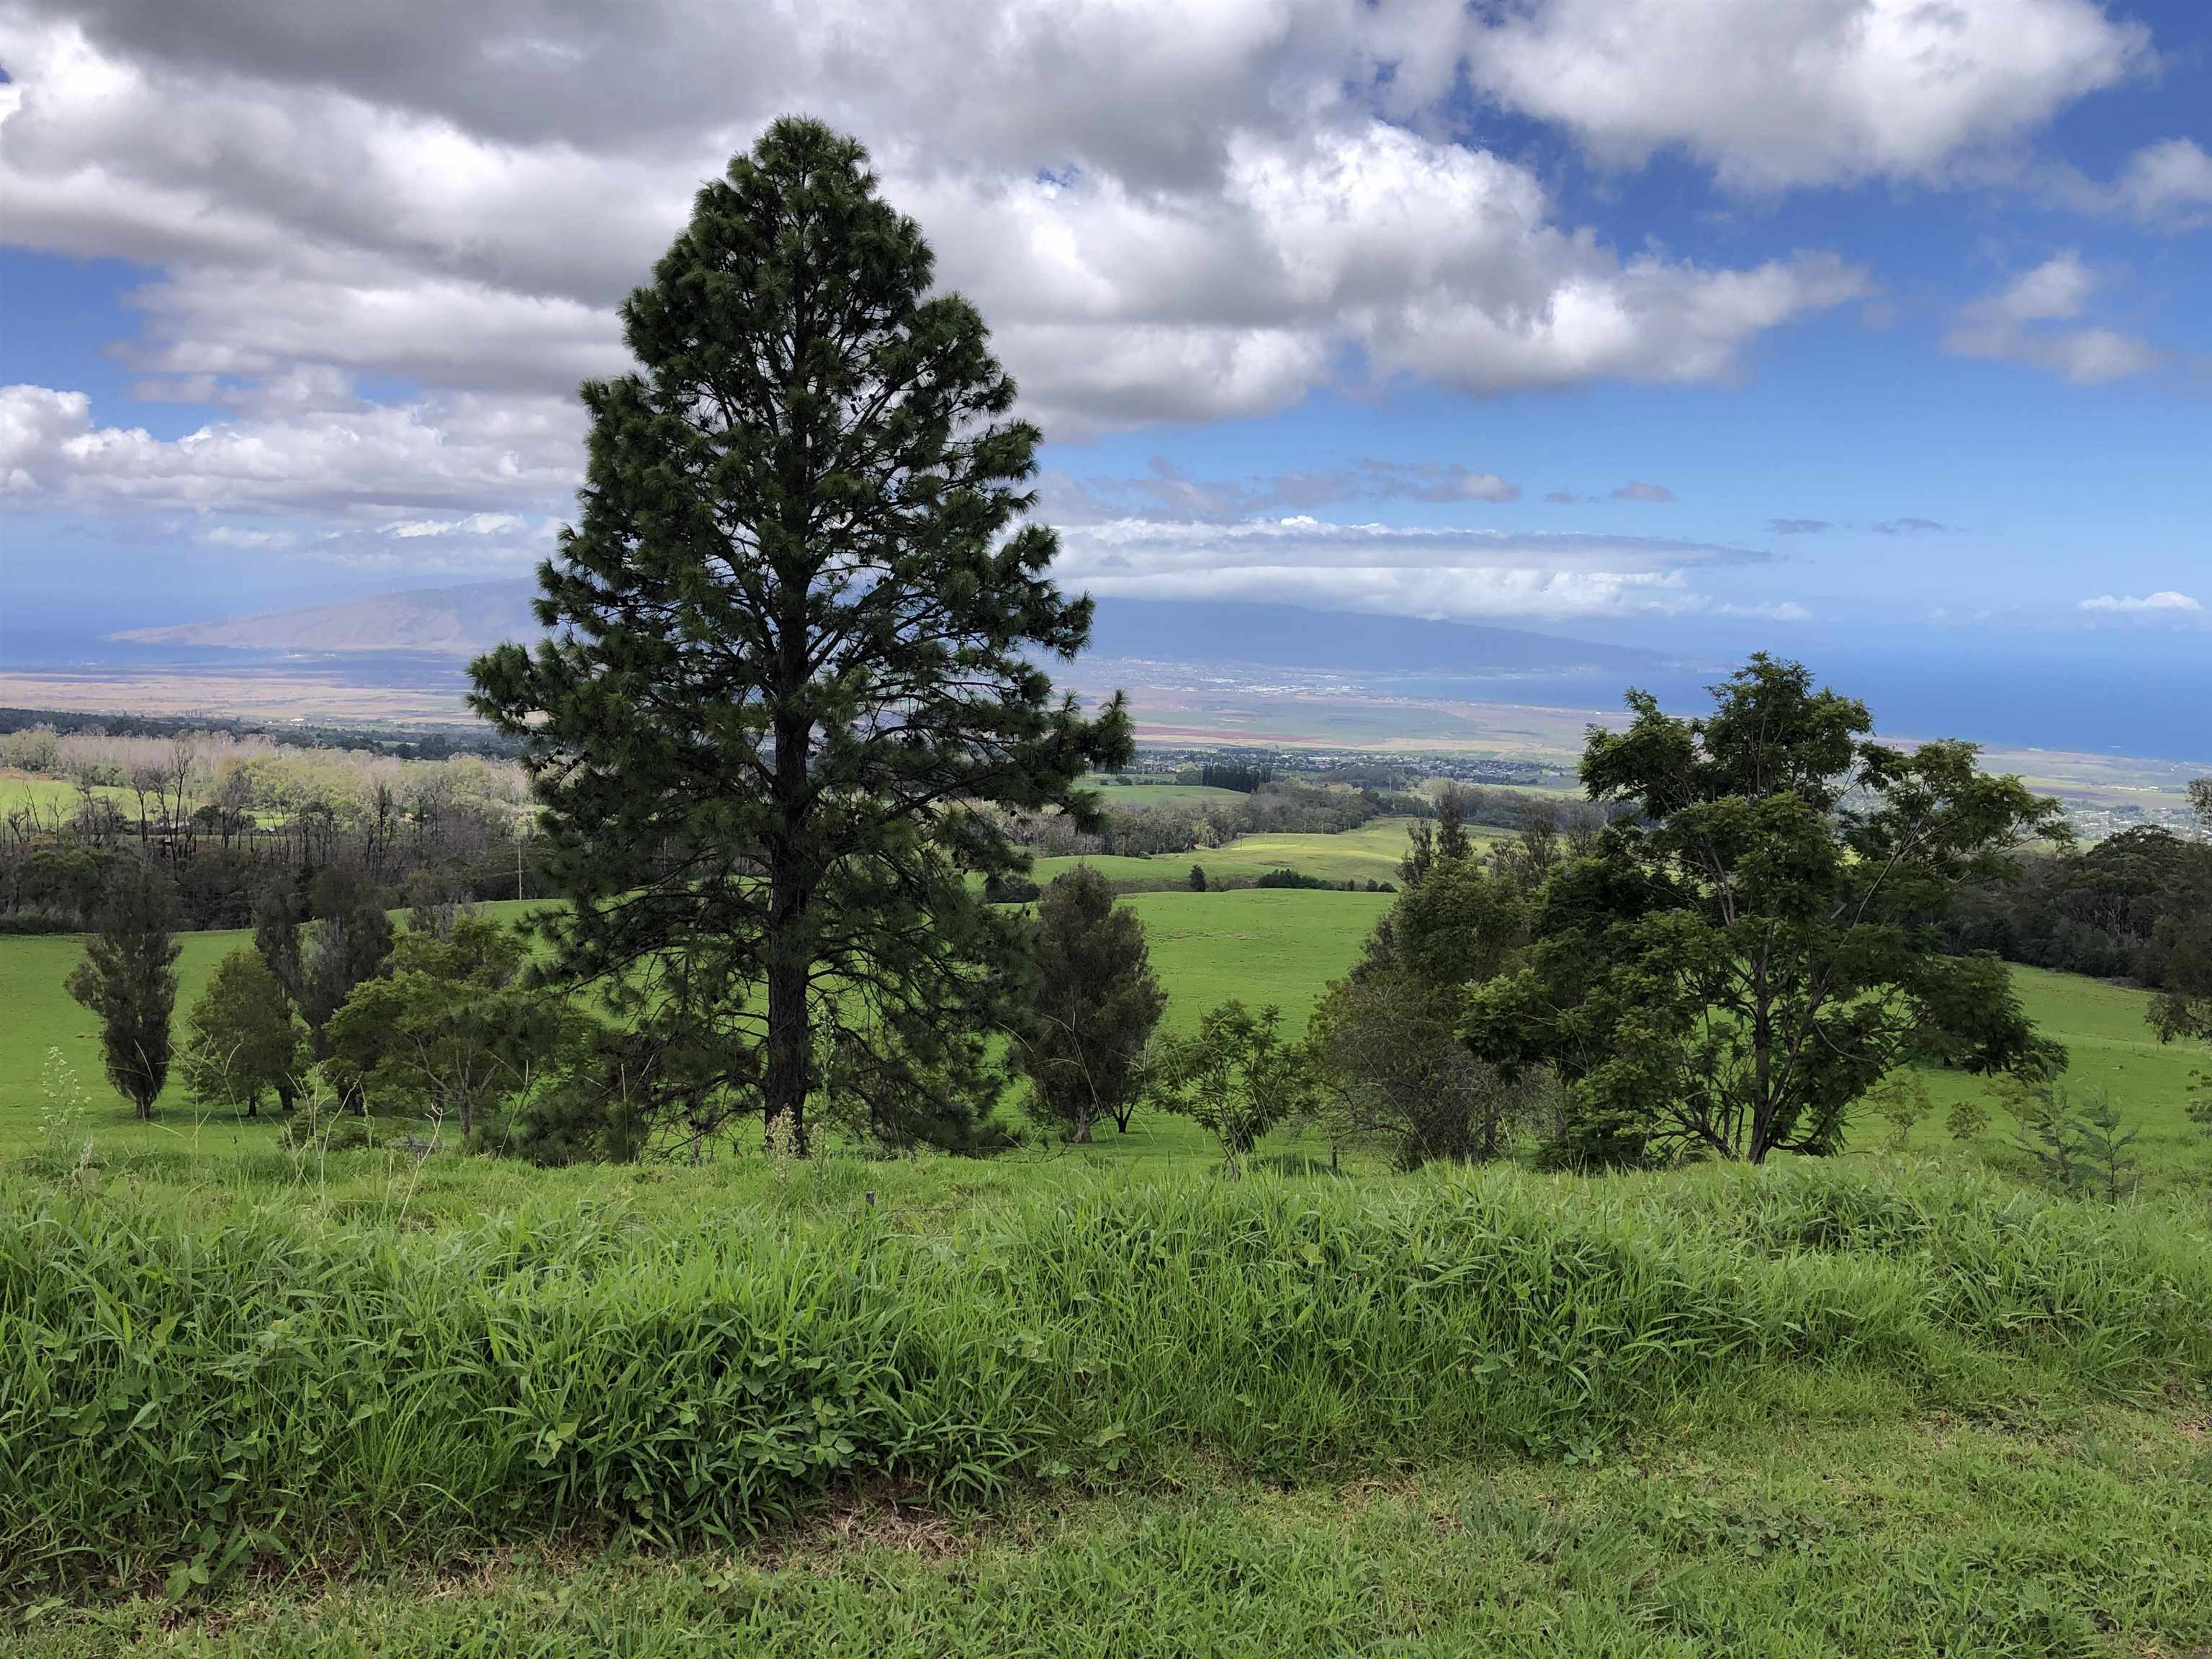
[1035,815,1506,892]
[0,889,1393,1159]
[0,769,132,821]
[7,880,2211,1651]
[4,883,2206,1179]
[5,1156,2211,1650]
[19,1406,2209,1656]
[1086,779,1251,809]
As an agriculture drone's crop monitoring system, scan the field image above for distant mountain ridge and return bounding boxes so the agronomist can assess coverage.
[112,581,543,656]
[1084,599,1664,678]
[108,582,1667,678]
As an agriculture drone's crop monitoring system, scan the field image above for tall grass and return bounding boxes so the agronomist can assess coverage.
[2,1161,2207,1595]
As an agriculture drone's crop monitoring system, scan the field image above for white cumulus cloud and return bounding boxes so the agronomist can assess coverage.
[1943,253,2161,384]
[2079,590,2202,615]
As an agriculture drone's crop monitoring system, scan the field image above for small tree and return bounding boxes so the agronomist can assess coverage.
[1398,818,1436,889]
[1434,786,1475,863]
[179,948,307,1118]
[1308,970,1532,1169]
[1013,869,1167,1142]
[324,914,567,1140]
[1866,1072,1930,1150]
[66,863,181,1118]
[1156,1001,1315,1175]
[1945,1097,1990,1141]
[1188,863,1207,892]
[255,868,396,1089]
[298,867,396,1064]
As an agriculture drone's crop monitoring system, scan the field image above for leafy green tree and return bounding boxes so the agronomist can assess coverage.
[1398,818,1436,889]
[1312,854,1536,1168]
[1014,869,1167,1142]
[1946,1097,1990,1141]
[1156,1001,1315,1175]
[297,868,396,1061]
[324,915,572,1138]
[1466,657,2069,1167]
[470,117,1128,1156]
[1308,970,1532,1169]
[253,869,395,1086]
[1188,863,1207,892]
[2183,1069,2210,1141]
[2146,785,2212,1043]
[1390,857,1528,989]
[179,948,307,1118]
[65,863,180,1118]
[1867,1072,1930,1150]
[1434,787,1474,864]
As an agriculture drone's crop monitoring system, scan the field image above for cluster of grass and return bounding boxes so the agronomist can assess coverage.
[18,1405,2211,1655]
[4,1157,2208,1602]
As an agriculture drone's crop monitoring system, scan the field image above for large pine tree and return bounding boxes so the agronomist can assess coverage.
[472,118,1129,1154]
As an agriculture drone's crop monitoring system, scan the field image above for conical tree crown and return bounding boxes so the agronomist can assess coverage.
[472,117,1129,1155]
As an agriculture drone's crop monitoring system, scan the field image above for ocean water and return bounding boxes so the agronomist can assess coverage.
[1363,649,2212,764]
[3,624,2205,765]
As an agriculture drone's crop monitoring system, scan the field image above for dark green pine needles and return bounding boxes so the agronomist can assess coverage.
[470,117,1130,1155]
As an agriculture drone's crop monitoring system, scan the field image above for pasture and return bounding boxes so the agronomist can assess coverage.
[3,877,2206,1184]
[0,886,1393,1158]
[6,860,2211,1654]
[1084,779,1252,809]
[1034,814,1506,891]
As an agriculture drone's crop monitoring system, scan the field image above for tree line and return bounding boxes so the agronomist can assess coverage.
[3,728,544,932]
[1938,809,2212,1022]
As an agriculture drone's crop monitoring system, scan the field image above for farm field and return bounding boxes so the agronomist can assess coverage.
[1084,779,1252,809]
[1034,815,1508,892]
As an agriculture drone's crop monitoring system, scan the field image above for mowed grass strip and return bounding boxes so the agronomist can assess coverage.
[17,1406,2212,1656]
[3,1160,2208,1596]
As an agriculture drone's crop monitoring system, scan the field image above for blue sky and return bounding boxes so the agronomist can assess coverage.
[1,0,2207,739]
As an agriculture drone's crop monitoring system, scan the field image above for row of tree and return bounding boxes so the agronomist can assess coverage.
[1938,806,2212,1009]
[4,732,541,932]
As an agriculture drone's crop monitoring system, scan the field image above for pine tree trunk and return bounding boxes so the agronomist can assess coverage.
[766,948,808,1154]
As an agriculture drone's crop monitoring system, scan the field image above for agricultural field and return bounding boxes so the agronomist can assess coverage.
[1084,778,1251,810]
[1034,816,1507,892]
